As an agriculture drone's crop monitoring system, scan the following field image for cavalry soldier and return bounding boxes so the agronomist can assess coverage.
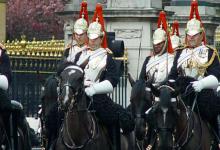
[139,11,174,85]
[43,2,89,149]
[75,3,134,149]
[170,20,182,51]
[138,11,174,148]
[63,1,89,63]
[0,42,12,144]
[169,0,220,147]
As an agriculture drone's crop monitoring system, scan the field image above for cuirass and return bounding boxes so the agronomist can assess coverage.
[146,53,174,84]
[84,48,107,82]
[177,45,209,79]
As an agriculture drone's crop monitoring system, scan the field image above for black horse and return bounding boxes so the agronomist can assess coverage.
[0,92,31,150]
[128,74,154,150]
[40,74,61,149]
[54,65,112,150]
[148,78,215,150]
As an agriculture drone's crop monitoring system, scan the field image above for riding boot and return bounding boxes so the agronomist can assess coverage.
[112,124,121,150]
[217,115,220,145]
[2,110,12,148]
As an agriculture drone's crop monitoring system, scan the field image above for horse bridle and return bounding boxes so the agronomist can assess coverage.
[59,82,96,149]
[153,85,202,150]
[61,110,96,150]
[58,82,82,112]
[173,87,203,150]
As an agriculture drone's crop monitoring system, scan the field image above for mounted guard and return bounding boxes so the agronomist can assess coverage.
[63,1,89,63]
[0,42,12,147]
[138,11,175,148]
[139,11,174,85]
[75,3,135,149]
[169,0,220,147]
[170,20,182,51]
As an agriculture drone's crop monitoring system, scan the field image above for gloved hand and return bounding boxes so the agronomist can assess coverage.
[84,80,113,97]
[191,81,203,92]
[85,86,96,97]
[0,75,8,90]
[191,75,219,92]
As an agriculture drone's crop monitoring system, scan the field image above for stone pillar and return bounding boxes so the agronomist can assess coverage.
[104,0,164,104]
[0,0,6,42]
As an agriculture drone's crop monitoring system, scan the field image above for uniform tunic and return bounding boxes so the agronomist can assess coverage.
[0,49,12,112]
[169,45,220,121]
[139,53,174,85]
[76,47,134,133]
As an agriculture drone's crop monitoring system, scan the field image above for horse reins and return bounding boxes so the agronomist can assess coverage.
[61,111,96,150]
[59,83,97,149]
[173,87,203,150]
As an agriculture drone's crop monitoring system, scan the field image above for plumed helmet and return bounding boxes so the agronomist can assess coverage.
[185,0,206,44]
[153,11,173,53]
[87,21,104,39]
[74,1,89,34]
[87,3,108,48]
[153,28,167,45]
[171,20,181,49]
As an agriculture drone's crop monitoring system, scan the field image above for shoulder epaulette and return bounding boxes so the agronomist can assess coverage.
[206,45,219,60]
[206,45,217,52]
[175,46,185,51]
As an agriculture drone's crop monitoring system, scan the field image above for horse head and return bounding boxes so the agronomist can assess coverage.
[58,65,85,112]
[128,73,153,141]
[149,83,179,150]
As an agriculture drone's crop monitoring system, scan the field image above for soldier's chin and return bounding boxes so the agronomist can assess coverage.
[188,41,196,48]
[153,49,162,55]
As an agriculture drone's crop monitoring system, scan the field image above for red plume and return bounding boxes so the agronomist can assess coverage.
[188,0,206,45]
[79,1,89,24]
[189,0,201,21]
[171,20,179,36]
[92,3,108,48]
[157,11,173,53]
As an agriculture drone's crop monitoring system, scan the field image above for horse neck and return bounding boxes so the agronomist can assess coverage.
[63,93,92,144]
[175,99,193,137]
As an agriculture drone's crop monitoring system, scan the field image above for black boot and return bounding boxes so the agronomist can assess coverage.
[217,115,220,147]
[2,110,12,149]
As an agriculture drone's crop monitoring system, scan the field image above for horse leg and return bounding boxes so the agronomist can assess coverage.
[121,132,136,150]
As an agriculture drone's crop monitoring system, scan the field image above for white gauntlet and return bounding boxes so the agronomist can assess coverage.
[0,75,8,90]
[191,75,218,92]
[85,80,113,97]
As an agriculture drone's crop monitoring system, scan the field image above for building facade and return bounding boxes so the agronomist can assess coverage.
[60,0,220,105]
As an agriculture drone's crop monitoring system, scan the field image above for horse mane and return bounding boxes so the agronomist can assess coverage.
[57,61,76,76]
[44,75,58,99]
[130,79,147,101]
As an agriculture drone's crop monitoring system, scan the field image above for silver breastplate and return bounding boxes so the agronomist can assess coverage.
[146,53,174,84]
[84,48,107,83]
[177,45,209,80]
[66,45,86,62]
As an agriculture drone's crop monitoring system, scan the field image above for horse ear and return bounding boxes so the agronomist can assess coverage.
[150,84,160,97]
[128,73,135,87]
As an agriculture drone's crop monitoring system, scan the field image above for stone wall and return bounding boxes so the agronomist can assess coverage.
[0,0,6,42]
